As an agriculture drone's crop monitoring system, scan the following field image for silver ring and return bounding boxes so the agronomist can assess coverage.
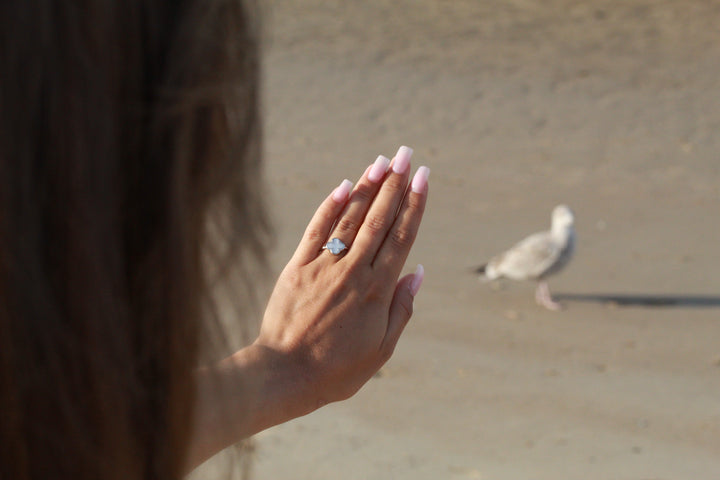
[323,238,348,255]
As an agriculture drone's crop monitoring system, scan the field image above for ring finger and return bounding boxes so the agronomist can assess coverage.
[320,154,391,259]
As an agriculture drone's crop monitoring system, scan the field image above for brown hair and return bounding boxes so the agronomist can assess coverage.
[0,1,267,478]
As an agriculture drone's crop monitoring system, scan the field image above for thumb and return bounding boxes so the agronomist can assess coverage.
[383,265,424,353]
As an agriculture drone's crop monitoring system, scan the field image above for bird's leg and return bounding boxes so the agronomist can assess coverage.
[535,281,562,311]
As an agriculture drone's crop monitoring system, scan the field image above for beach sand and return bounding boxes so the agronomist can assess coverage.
[215,1,720,479]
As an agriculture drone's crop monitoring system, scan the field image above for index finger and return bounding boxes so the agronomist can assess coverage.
[372,166,429,275]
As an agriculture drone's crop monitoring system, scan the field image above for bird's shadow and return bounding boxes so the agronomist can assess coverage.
[554,293,720,308]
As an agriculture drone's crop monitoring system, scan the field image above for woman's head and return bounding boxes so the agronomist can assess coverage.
[0,1,265,478]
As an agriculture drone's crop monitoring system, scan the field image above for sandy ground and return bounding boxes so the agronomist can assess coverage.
[208,1,720,479]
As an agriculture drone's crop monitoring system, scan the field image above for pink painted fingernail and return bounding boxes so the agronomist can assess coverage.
[332,179,353,203]
[392,145,413,174]
[409,264,424,296]
[411,166,430,194]
[367,155,390,183]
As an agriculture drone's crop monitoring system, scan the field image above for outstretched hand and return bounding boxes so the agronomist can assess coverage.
[257,145,429,410]
[189,146,429,469]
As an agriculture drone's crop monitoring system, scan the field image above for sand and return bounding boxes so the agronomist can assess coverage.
[222,1,720,479]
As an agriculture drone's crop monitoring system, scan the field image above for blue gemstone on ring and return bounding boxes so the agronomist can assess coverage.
[325,238,347,255]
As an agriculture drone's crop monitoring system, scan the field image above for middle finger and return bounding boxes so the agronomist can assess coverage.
[321,153,391,259]
[346,145,413,264]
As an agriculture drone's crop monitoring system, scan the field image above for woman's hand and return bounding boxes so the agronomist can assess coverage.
[188,146,428,469]
[258,145,429,411]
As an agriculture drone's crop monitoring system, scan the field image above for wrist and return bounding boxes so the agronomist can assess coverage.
[188,343,314,469]
[232,342,315,432]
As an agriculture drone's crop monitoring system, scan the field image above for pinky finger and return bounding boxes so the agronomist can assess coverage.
[290,179,353,265]
[380,265,424,359]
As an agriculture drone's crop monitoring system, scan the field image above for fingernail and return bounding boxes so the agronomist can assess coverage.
[411,166,430,194]
[392,145,413,174]
[367,155,390,183]
[409,264,424,296]
[332,179,353,203]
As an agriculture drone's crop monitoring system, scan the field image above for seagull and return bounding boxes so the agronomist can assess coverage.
[476,205,575,310]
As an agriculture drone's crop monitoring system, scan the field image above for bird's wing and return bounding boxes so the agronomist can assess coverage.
[489,231,562,280]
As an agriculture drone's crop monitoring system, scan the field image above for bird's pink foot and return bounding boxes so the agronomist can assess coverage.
[535,282,563,311]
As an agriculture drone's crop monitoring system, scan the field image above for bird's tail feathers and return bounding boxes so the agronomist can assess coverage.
[475,264,493,282]
[476,262,503,282]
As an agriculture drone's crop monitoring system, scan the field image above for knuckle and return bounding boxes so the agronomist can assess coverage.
[336,217,360,234]
[337,383,361,402]
[399,299,413,318]
[351,186,374,204]
[364,214,390,235]
[280,266,304,290]
[305,227,326,243]
[363,281,386,304]
[405,193,425,211]
[389,227,414,250]
[384,175,407,192]
[340,261,368,281]
[379,341,397,364]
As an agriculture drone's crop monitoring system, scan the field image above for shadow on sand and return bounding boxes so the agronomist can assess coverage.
[554,293,720,308]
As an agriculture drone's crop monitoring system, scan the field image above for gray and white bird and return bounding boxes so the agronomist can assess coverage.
[476,205,575,310]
